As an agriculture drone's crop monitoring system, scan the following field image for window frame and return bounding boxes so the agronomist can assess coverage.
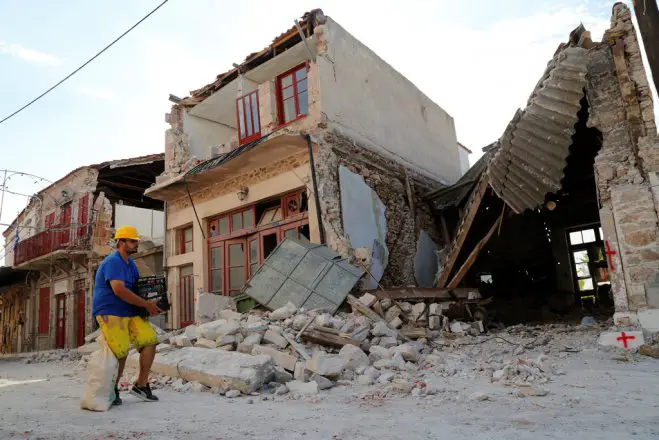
[236,90,261,145]
[208,206,257,241]
[178,225,194,255]
[276,63,309,127]
[178,265,195,327]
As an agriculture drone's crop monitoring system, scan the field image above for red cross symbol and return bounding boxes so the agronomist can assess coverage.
[605,240,617,272]
[616,331,636,348]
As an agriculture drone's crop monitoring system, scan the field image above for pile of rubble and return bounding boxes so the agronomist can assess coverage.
[79,294,608,400]
[24,349,82,366]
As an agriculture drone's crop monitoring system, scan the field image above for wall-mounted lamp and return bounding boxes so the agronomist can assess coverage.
[237,186,249,201]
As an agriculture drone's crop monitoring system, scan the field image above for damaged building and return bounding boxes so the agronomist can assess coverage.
[144,9,464,328]
[0,154,165,353]
[428,4,659,332]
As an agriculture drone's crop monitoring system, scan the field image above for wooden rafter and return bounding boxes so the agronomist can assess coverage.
[436,175,490,287]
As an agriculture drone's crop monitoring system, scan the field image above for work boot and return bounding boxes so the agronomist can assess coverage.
[130,383,159,402]
[113,387,122,406]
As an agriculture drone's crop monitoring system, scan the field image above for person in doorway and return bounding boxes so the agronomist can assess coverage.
[92,225,161,405]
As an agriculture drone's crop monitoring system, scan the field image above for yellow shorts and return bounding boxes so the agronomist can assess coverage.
[96,315,159,360]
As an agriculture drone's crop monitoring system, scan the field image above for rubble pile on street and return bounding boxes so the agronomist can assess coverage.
[24,349,82,365]
[83,294,617,401]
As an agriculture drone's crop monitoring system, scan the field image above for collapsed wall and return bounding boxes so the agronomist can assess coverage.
[316,131,445,288]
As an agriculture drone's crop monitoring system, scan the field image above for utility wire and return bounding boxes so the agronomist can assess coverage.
[0,0,170,126]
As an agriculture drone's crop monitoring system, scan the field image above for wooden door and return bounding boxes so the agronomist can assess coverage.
[209,243,224,295]
[55,294,66,349]
[179,265,195,327]
[226,239,247,296]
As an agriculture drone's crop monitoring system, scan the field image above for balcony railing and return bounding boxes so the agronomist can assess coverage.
[13,224,92,266]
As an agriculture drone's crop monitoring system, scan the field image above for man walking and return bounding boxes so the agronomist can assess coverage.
[92,225,161,405]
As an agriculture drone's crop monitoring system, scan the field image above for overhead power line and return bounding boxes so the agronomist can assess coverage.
[0,0,170,126]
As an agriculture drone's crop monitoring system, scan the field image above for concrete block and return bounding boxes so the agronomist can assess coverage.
[352,325,370,341]
[372,321,396,337]
[294,361,312,382]
[269,302,297,320]
[286,380,319,395]
[237,333,263,353]
[126,347,274,394]
[310,374,334,390]
[638,309,659,332]
[252,344,298,371]
[263,330,289,349]
[368,345,389,363]
[306,353,347,378]
[598,331,645,349]
[388,343,420,362]
[219,309,243,322]
[195,338,218,349]
[183,324,198,339]
[198,320,228,339]
[173,335,193,347]
[411,303,426,321]
[216,335,237,346]
[385,305,402,323]
[359,293,378,308]
[389,317,403,329]
[338,344,370,370]
[379,337,398,348]
[273,367,293,383]
[428,315,442,330]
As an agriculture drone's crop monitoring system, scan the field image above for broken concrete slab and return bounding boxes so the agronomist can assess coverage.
[372,321,397,338]
[184,325,198,340]
[237,333,263,354]
[263,330,289,349]
[310,374,334,390]
[286,380,319,395]
[270,302,298,321]
[218,309,243,322]
[172,335,193,347]
[359,293,378,308]
[598,331,645,349]
[306,353,347,378]
[195,338,218,349]
[198,293,236,323]
[252,344,298,372]
[216,335,238,346]
[126,347,274,394]
[338,344,369,371]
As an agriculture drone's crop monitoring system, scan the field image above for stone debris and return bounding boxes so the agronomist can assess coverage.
[69,291,631,404]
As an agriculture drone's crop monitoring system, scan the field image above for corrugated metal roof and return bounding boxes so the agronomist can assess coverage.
[487,46,589,213]
[424,143,497,210]
[185,133,273,177]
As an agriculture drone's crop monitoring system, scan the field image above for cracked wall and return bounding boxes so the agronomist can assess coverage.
[316,130,445,287]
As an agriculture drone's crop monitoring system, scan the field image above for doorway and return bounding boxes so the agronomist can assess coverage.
[55,294,66,349]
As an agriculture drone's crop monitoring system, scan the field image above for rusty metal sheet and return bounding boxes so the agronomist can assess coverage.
[242,237,364,313]
[487,46,589,213]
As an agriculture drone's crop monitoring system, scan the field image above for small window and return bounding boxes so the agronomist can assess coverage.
[581,229,596,243]
[258,207,282,227]
[178,226,193,254]
[569,231,583,245]
[277,64,309,125]
[236,91,261,145]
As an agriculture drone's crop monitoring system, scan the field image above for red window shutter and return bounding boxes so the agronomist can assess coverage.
[38,287,50,334]
[45,213,55,229]
[77,194,89,237]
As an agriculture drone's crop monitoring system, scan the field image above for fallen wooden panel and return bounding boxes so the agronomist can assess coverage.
[369,287,477,301]
[401,328,430,339]
[301,329,361,348]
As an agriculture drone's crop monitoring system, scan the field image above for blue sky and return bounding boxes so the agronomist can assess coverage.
[0,0,654,243]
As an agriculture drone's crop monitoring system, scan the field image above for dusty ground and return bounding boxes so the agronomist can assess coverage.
[2,334,659,440]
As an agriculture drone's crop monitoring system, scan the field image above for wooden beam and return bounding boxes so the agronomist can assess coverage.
[446,209,504,289]
[301,330,361,348]
[436,175,490,287]
[368,287,475,301]
[346,295,410,342]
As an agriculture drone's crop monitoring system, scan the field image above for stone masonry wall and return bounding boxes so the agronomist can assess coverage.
[316,130,444,287]
[586,3,659,323]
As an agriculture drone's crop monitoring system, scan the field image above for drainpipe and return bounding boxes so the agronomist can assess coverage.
[304,134,326,244]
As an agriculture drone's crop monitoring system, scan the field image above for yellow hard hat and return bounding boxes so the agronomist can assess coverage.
[114,225,141,241]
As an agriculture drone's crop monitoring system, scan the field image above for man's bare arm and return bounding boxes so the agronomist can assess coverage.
[109,280,149,307]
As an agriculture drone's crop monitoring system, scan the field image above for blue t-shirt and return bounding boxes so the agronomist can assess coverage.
[92,251,141,317]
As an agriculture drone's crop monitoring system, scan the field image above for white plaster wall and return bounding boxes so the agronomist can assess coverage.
[316,18,461,184]
[184,113,236,161]
[458,147,471,176]
[114,205,165,244]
